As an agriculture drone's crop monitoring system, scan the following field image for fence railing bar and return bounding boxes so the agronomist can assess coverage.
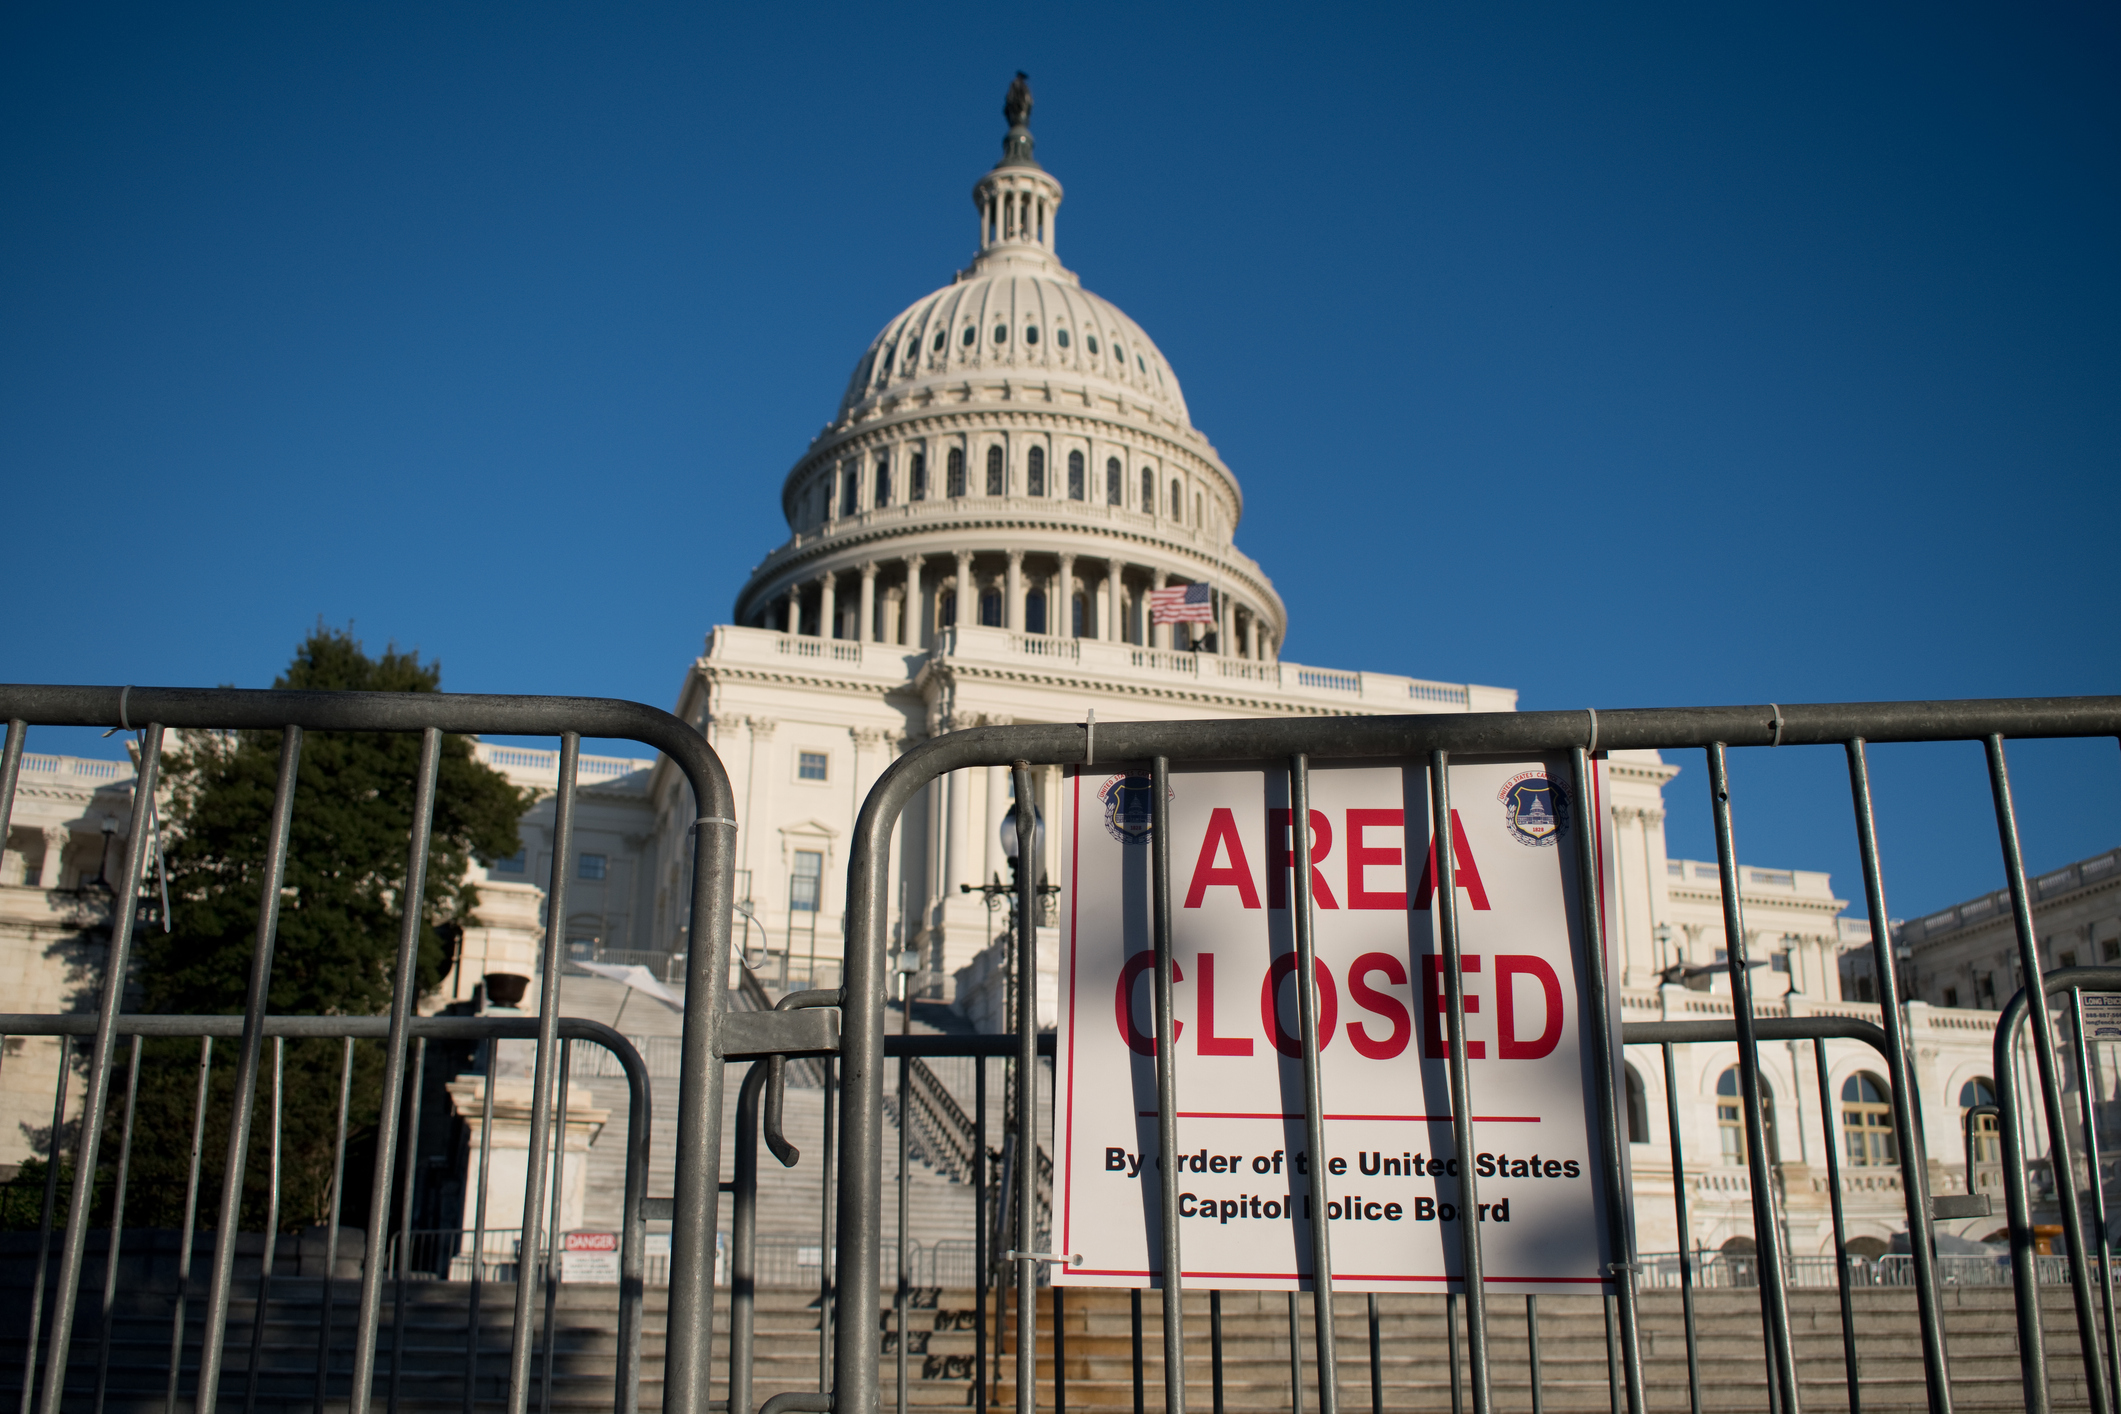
[351,725,442,1414]
[1287,753,1336,1414]
[1149,754,1189,1414]
[198,725,304,1413]
[389,1034,430,1414]
[318,1034,354,1414]
[1570,745,1644,1414]
[1131,1287,1145,1414]
[1053,1285,1067,1414]
[1602,1295,1620,1414]
[166,1034,211,1414]
[1285,1291,1302,1414]
[243,1035,286,1414]
[1810,1035,1863,1414]
[818,1051,836,1397]
[1987,739,2111,1414]
[1845,738,1953,1414]
[466,1048,497,1414]
[2069,992,2121,1414]
[1704,741,1801,1414]
[1446,1291,1462,1414]
[510,731,579,1414]
[18,1033,70,1414]
[1657,1042,1703,1414]
[91,1032,141,1414]
[539,1038,573,1414]
[730,1060,769,1414]
[38,722,163,1414]
[1525,1295,1543,1414]
[1212,1290,1227,1414]
[1012,761,1040,1414]
[1429,749,1490,1414]
[974,1055,987,1414]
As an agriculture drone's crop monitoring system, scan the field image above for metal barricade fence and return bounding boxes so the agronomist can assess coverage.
[813,697,2121,1414]
[0,686,740,1414]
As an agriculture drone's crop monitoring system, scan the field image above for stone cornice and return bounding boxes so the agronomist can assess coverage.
[1666,882,1849,917]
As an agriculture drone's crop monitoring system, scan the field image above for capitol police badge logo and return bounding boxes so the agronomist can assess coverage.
[1098,773,1157,845]
[1498,771,1568,847]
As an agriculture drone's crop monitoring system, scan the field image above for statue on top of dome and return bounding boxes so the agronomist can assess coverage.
[1003,72,1033,130]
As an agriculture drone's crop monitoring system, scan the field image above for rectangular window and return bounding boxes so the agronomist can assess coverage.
[2106,940,2120,962]
[2061,949,2079,969]
[947,448,965,497]
[492,850,526,874]
[874,457,891,506]
[790,849,824,912]
[579,853,607,881]
[1943,986,1959,1008]
[1770,951,1790,973]
[910,453,927,500]
[841,467,859,516]
[798,750,829,781]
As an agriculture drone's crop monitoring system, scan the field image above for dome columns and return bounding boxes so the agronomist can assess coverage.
[859,562,878,644]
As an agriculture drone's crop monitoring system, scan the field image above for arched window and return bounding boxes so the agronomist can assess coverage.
[993,324,1008,345]
[1961,1078,2000,1183]
[874,456,891,507]
[1140,467,1154,513]
[1073,592,1088,637]
[1717,1068,1778,1167]
[1841,1073,1896,1166]
[1027,446,1045,497]
[986,445,1005,496]
[979,590,1002,627]
[1624,1063,1649,1144]
[840,466,859,517]
[1170,480,1183,519]
[1056,328,1070,349]
[1067,450,1085,500]
[909,453,927,501]
[962,325,976,347]
[933,329,947,353]
[947,448,965,498]
[1087,334,1099,355]
[1025,326,1039,346]
[1106,457,1122,505]
[1025,591,1048,636]
[1194,493,1203,526]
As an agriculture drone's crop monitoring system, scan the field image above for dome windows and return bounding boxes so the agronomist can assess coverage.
[1086,334,1099,355]
[962,326,977,348]
[1025,326,1039,346]
[1056,328,1070,349]
[910,453,927,501]
[986,445,1005,495]
[1170,479,1183,519]
[1028,446,1046,497]
[1105,457,1122,505]
[947,448,966,497]
[1067,450,1084,500]
[874,455,891,507]
[1137,354,1147,373]
[993,324,1008,345]
[934,330,947,353]
[1140,467,1154,513]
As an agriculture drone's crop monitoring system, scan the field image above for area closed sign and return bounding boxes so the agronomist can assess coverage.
[1050,757,1624,1294]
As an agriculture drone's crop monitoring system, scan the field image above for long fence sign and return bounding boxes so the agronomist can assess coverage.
[1052,756,1625,1293]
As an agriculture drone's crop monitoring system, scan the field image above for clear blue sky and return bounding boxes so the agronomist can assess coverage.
[2,4,2114,922]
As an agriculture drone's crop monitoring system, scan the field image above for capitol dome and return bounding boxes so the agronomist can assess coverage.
[732,76,1286,665]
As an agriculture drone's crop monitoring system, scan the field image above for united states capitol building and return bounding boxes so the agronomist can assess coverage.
[5,81,2113,1268]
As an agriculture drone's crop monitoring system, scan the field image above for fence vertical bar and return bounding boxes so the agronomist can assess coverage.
[198,725,303,1414]
[19,1036,70,1414]
[244,1036,286,1414]
[1811,1037,1863,1413]
[1987,735,2110,1414]
[729,1062,767,1414]
[318,1035,354,1414]
[897,982,911,1414]
[1148,755,1188,1414]
[1658,1042,1702,1414]
[819,1051,836,1394]
[1996,998,2053,1414]
[37,729,163,1414]
[1367,1296,1382,1414]
[2070,992,2121,1414]
[1054,1287,1067,1414]
[1568,745,1644,1414]
[1286,754,1337,1414]
[388,1036,429,1414]
[509,732,579,1414]
[1428,749,1490,1414]
[975,1056,988,1414]
[1525,1296,1543,1414]
[1844,739,1953,1414]
[39,723,163,1414]
[1132,1289,1144,1414]
[1446,1293,1462,1414]
[1011,762,1039,1414]
[539,1039,572,1414]
[1210,1292,1225,1414]
[92,1033,142,1414]
[167,1036,212,1414]
[1704,742,1801,1414]
[465,1045,497,1414]
[1285,1293,1302,1414]
[349,727,444,1414]
[0,718,25,837]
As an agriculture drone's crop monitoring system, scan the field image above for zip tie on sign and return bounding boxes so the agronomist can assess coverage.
[1768,704,1785,748]
[1584,706,1598,759]
[101,685,134,737]
[690,816,739,833]
[1004,1250,1082,1267]
[1083,707,1095,767]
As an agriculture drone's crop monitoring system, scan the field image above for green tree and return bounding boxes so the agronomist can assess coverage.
[103,627,533,1233]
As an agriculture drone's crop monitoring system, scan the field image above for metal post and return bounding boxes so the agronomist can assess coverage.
[349,728,444,1414]
[317,1036,354,1414]
[1366,1296,1382,1414]
[198,727,303,1414]
[92,1034,142,1414]
[539,1040,573,1414]
[1133,1289,1146,1414]
[1987,738,2110,1414]
[510,733,580,1414]
[1428,750,1490,1414]
[897,980,911,1414]
[1568,747,1643,1414]
[1446,1293,1462,1414]
[729,1062,768,1414]
[1844,740,1953,1414]
[819,1052,836,1394]
[1149,756,1187,1414]
[1525,1296,1543,1414]
[388,1036,429,1414]
[1211,1291,1226,1414]
[1811,1037,1862,1413]
[1660,1044,1702,1414]
[243,1036,286,1414]
[974,1056,988,1414]
[1012,762,1039,1414]
[1286,754,1336,1414]
[1704,743,1801,1414]
[1285,1292,1302,1414]
[1053,1286,1067,1414]
[167,1036,213,1414]
[465,1044,497,1414]
[19,1036,69,1414]
[2070,993,2121,1413]
[37,725,164,1414]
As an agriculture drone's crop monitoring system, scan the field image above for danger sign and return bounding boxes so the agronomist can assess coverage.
[1050,757,1624,1294]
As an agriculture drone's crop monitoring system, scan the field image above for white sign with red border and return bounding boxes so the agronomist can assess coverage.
[1050,756,1624,1294]
[561,1230,620,1284]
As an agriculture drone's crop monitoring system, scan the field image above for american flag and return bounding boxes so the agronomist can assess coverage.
[1148,582,1216,624]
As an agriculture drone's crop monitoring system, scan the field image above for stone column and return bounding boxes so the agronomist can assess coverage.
[1006,550,1025,632]
[901,555,924,646]
[1102,564,1120,642]
[1220,592,1234,656]
[37,826,69,889]
[955,550,974,628]
[859,562,877,643]
[1244,610,1259,660]
[446,1071,609,1268]
[784,588,800,635]
[817,572,837,639]
[1057,553,1076,639]
[1151,569,1169,650]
